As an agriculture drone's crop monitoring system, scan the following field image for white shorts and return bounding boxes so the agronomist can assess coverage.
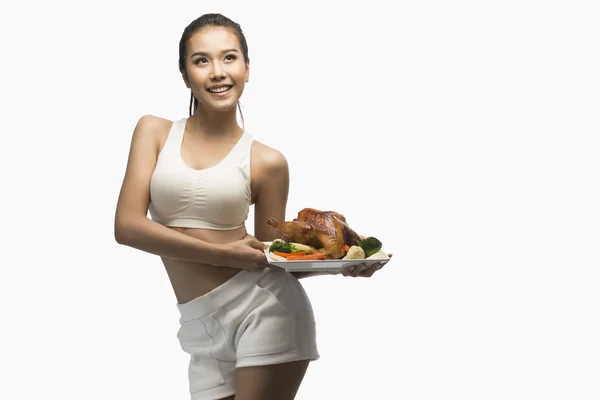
[176,267,320,400]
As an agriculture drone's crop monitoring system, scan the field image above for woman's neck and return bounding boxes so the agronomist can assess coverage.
[187,107,241,137]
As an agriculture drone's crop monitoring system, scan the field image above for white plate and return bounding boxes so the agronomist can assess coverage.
[263,242,390,272]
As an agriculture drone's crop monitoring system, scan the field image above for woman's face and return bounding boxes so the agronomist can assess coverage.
[183,26,249,113]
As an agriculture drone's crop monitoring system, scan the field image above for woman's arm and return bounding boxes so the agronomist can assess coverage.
[114,115,269,270]
[251,142,289,243]
[251,142,336,279]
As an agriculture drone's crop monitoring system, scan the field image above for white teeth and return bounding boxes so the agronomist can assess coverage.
[208,86,231,93]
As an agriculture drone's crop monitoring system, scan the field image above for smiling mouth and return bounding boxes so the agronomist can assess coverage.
[207,85,232,93]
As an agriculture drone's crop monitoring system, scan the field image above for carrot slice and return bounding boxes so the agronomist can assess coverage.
[287,253,326,261]
[273,251,306,258]
[344,245,351,252]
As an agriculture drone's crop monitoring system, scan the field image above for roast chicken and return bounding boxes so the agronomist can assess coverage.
[267,208,362,259]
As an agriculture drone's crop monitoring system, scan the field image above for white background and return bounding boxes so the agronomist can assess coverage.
[1,0,599,399]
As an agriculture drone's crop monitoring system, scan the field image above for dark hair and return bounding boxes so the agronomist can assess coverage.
[178,13,250,120]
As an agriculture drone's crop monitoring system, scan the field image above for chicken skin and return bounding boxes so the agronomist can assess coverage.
[267,208,362,259]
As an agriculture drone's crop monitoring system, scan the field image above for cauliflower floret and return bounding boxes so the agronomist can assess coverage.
[343,245,366,260]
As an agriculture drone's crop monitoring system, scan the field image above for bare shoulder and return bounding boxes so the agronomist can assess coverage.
[115,115,176,224]
[128,114,175,157]
[134,114,172,140]
[250,140,289,203]
[250,140,290,212]
[251,140,289,171]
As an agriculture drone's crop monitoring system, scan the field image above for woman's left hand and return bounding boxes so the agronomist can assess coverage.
[341,254,393,278]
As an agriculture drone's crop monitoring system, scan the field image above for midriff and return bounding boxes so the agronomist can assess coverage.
[161,225,248,304]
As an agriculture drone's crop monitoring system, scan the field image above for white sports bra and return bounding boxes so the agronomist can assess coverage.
[148,117,253,230]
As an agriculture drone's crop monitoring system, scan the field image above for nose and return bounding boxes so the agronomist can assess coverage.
[209,62,226,80]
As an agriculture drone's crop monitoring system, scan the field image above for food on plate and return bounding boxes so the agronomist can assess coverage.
[342,245,366,260]
[267,208,362,259]
[267,207,384,261]
[268,239,317,254]
[286,253,326,261]
[267,239,323,261]
[359,236,383,258]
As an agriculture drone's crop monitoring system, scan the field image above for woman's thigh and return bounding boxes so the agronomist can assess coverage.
[234,360,310,400]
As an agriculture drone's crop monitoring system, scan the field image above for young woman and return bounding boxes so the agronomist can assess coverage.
[114,13,387,400]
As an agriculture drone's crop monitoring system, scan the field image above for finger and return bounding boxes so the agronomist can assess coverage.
[350,263,367,277]
[362,261,387,276]
[255,260,272,270]
[244,234,264,246]
[360,264,381,277]
[261,251,274,263]
[342,266,356,277]
[249,240,267,251]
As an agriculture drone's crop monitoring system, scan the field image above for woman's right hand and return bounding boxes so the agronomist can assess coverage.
[222,234,272,270]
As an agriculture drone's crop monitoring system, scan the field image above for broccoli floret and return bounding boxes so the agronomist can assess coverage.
[359,236,383,257]
[269,240,298,254]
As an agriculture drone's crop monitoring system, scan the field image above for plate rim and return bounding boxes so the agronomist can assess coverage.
[262,243,390,264]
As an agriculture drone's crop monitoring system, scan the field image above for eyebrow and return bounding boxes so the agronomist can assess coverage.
[190,49,240,57]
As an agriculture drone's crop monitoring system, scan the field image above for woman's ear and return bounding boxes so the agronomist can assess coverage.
[245,63,250,83]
